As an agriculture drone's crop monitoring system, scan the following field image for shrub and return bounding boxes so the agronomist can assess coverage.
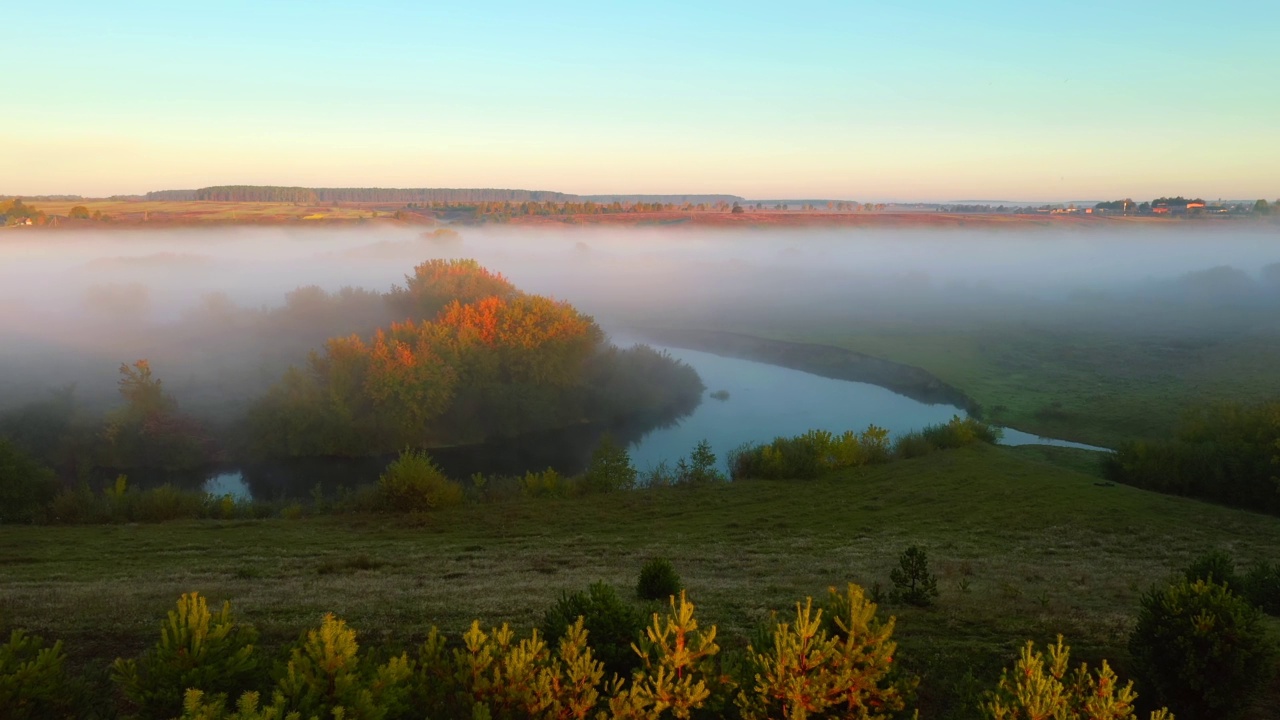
[1184,549,1240,590]
[920,415,1001,448]
[580,435,637,494]
[639,460,676,488]
[890,545,939,607]
[608,591,722,719]
[728,425,895,480]
[636,557,683,602]
[1104,400,1280,515]
[676,439,726,485]
[1184,552,1280,616]
[376,449,463,512]
[112,592,260,720]
[0,629,68,720]
[49,483,102,524]
[445,618,607,718]
[891,416,1000,461]
[738,583,907,719]
[984,635,1171,720]
[179,690,293,720]
[273,613,412,720]
[1129,578,1276,720]
[1241,560,1280,614]
[541,581,645,678]
[0,438,59,524]
[518,467,571,498]
[892,431,935,459]
[126,483,209,522]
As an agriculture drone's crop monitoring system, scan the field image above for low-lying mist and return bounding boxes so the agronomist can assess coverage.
[2,223,1279,418]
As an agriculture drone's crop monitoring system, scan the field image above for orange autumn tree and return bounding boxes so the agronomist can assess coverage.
[388,258,518,320]
[248,262,612,457]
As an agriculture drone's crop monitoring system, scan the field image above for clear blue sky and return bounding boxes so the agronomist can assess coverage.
[3,1,1277,201]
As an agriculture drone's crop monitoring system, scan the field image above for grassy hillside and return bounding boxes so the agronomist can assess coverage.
[3,445,1278,716]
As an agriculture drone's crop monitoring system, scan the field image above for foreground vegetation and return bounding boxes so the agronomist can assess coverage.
[4,445,1280,718]
[8,582,1197,720]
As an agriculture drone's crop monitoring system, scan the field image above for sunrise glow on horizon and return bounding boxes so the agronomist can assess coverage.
[4,0,1277,201]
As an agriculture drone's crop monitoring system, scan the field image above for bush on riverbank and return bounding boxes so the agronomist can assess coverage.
[377,448,464,512]
[46,476,275,524]
[728,416,998,481]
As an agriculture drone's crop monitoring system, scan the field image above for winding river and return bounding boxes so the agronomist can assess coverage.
[199,340,1102,501]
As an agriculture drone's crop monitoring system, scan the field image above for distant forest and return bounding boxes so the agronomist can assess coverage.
[140,186,743,205]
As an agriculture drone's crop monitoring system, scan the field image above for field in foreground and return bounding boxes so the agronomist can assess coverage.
[2,444,1278,717]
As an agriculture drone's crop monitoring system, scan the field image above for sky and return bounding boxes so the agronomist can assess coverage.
[3,1,1278,202]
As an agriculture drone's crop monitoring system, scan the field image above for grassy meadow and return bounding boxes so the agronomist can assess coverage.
[3,444,1278,717]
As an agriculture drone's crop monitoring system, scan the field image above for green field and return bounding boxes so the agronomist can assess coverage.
[4,444,1278,717]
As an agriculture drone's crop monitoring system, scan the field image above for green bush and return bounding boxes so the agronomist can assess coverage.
[273,614,412,720]
[0,629,68,720]
[126,483,210,522]
[580,435,638,494]
[49,483,103,524]
[985,635,1171,720]
[541,581,645,678]
[179,690,294,720]
[1104,400,1280,515]
[1241,560,1280,615]
[920,415,1001,448]
[639,460,676,488]
[676,439,726,485]
[376,449,463,512]
[112,592,260,720]
[890,545,939,607]
[891,431,935,459]
[1183,550,1280,615]
[1129,578,1276,720]
[636,557,683,602]
[728,425,900,480]
[1184,549,1240,590]
[0,438,59,524]
[518,467,571,498]
[892,416,1001,461]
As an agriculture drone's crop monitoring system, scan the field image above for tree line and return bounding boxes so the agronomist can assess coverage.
[180,186,582,203]
[1104,399,1280,515]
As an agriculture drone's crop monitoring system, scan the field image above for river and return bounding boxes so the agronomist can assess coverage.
[196,342,1102,501]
